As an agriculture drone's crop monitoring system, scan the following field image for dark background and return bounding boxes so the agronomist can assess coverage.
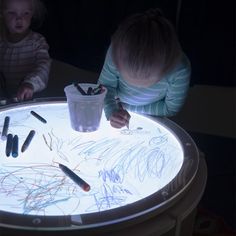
[39,0,235,87]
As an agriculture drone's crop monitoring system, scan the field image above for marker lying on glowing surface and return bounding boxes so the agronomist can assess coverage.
[5,133,13,157]
[59,163,91,192]
[21,130,36,152]
[12,135,18,158]
[30,111,47,124]
[1,116,10,140]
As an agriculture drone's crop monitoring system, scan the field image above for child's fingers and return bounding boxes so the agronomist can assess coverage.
[110,111,129,128]
[17,88,33,101]
[110,120,124,128]
[24,91,33,100]
[120,110,130,128]
[16,91,24,101]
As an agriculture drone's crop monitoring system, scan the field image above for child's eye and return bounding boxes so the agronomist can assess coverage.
[24,11,32,17]
[6,11,16,16]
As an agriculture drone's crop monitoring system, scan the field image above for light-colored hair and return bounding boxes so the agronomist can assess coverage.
[0,0,46,29]
[111,8,182,80]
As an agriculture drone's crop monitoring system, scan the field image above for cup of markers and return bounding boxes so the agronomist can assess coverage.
[64,83,107,132]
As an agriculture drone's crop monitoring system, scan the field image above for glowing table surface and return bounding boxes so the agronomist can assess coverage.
[0,99,199,230]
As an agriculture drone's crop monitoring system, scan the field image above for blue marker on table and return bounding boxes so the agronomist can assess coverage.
[5,133,13,157]
[59,163,90,192]
[12,135,19,158]
[21,130,36,152]
[1,116,10,140]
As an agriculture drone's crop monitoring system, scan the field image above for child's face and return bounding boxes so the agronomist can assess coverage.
[3,0,33,35]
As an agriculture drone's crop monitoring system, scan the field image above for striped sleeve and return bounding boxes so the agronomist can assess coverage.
[163,60,191,116]
[23,34,51,92]
[98,47,120,119]
[125,55,191,117]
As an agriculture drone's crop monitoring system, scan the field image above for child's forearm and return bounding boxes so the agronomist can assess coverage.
[124,100,178,117]
[23,59,51,92]
[103,88,119,120]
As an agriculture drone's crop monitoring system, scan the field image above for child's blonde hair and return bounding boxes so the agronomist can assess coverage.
[111,8,182,80]
[0,0,46,30]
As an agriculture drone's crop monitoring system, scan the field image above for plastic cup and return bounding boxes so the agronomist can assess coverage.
[64,83,107,132]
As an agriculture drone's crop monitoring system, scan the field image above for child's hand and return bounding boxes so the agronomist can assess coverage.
[110,109,130,129]
[17,83,34,101]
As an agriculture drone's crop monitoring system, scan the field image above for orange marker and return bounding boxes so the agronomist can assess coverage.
[59,164,90,192]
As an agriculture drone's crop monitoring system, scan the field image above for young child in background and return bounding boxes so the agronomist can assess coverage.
[98,8,191,129]
[0,0,51,101]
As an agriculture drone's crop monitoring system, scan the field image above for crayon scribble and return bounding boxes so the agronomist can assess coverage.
[0,103,184,216]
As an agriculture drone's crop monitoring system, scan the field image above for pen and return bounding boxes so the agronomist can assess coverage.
[73,83,87,95]
[5,133,13,157]
[21,130,36,152]
[115,97,130,129]
[59,163,90,192]
[1,116,10,140]
[87,87,94,95]
[30,111,47,124]
[12,135,18,158]
[93,84,102,95]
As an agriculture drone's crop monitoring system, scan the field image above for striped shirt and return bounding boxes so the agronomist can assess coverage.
[0,31,51,95]
[98,47,191,119]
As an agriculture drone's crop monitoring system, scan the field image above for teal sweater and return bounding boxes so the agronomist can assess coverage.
[98,47,191,119]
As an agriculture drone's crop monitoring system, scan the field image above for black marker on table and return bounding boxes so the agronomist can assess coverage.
[30,111,47,124]
[21,130,36,152]
[59,163,90,192]
[1,116,10,140]
[5,133,13,157]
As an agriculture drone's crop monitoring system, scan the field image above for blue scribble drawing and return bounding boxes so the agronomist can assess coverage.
[99,169,122,183]
[87,183,132,212]
[0,103,183,216]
